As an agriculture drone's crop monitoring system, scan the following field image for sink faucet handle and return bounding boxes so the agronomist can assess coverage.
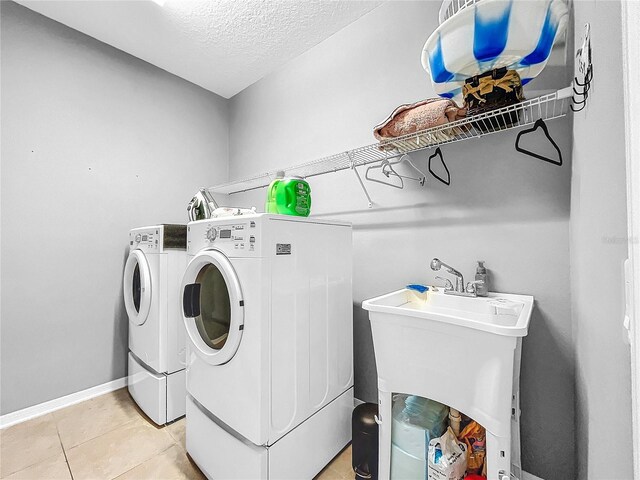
[435,276,454,291]
[466,280,484,294]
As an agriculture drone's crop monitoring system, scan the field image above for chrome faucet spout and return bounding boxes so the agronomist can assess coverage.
[430,257,464,293]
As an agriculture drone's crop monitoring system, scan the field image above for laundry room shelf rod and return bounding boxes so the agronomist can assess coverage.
[210,87,572,196]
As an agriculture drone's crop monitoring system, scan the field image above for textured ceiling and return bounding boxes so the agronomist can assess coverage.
[16,0,382,98]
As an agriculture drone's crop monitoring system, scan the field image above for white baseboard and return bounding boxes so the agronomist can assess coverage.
[0,377,127,429]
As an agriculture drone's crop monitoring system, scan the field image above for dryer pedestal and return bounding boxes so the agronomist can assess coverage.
[186,388,354,480]
[127,353,185,425]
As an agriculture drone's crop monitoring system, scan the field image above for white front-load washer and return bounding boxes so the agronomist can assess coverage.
[124,224,187,425]
[181,214,353,480]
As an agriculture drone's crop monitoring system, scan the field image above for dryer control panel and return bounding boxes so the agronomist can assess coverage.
[128,225,187,253]
[188,218,260,257]
[129,227,160,252]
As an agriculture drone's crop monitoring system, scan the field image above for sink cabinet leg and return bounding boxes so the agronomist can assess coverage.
[377,390,393,480]
[486,432,512,480]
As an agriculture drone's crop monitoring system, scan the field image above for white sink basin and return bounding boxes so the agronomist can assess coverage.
[362,287,533,337]
[363,287,534,478]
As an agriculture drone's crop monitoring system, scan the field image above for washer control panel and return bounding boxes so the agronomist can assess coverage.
[205,223,252,250]
[188,219,259,256]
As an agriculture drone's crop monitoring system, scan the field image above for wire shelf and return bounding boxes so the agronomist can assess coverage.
[439,0,483,23]
[210,88,572,195]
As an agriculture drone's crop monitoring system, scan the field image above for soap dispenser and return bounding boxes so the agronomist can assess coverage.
[475,261,489,296]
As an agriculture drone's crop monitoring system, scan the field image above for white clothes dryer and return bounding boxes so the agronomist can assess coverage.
[124,224,187,425]
[181,214,353,480]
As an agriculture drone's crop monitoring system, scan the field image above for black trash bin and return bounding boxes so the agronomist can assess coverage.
[351,403,379,480]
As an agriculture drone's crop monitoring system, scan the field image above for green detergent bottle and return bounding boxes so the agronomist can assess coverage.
[265,171,285,213]
[275,176,311,217]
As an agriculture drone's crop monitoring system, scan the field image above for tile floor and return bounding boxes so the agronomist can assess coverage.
[0,389,353,480]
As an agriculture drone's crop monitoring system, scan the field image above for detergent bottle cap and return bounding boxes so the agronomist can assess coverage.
[476,261,486,274]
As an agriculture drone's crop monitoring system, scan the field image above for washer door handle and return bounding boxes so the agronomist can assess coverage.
[183,283,201,318]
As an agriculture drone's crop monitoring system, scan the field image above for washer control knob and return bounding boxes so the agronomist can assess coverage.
[206,227,217,242]
[135,234,142,243]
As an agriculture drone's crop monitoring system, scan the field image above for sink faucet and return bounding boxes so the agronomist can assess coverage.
[431,258,485,297]
[430,258,464,293]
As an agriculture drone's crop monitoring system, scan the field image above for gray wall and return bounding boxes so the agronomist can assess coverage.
[0,2,229,415]
[571,1,634,478]
[228,2,574,478]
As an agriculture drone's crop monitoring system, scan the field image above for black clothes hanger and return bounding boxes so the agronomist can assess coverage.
[515,119,563,166]
[428,147,451,185]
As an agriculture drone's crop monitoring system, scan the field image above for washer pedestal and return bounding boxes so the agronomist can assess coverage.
[186,388,353,480]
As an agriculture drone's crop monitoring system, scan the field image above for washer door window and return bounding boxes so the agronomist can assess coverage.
[123,250,152,326]
[182,250,244,365]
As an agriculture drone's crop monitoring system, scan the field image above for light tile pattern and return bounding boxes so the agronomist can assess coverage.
[54,388,142,450]
[0,389,354,480]
[315,446,353,480]
[0,414,64,478]
[65,420,174,479]
[166,419,186,451]
[2,453,71,480]
[115,445,204,480]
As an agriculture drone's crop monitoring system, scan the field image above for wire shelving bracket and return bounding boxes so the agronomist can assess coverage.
[348,151,373,208]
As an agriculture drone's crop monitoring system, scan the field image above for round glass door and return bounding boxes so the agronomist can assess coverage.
[195,263,231,350]
[123,250,151,326]
[182,250,244,365]
[132,263,141,312]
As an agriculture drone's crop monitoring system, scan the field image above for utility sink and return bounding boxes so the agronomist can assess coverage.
[362,287,533,337]
[362,287,535,479]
